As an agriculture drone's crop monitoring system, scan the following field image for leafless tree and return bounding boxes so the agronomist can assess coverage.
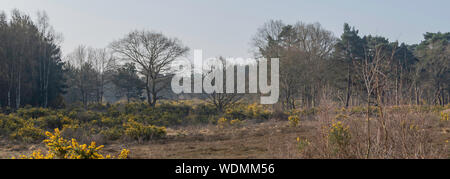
[204,57,243,112]
[252,20,336,109]
[354,43,395,158]
[91,48,116,103]
[110,30,189,106]
[66,45,91,107]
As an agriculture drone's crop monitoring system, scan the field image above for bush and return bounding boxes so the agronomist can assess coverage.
[17,107,53,119]
[230,119,244,127]
[11,122,45,143]
[15,129,129,159]
[124,120,166,142]
[217,117,229,129]
[100,127,124,141]
[441,112,449,122]
[288,115,300,127]
[245,103,271,120]
[192,104,217,116]
[217,117,244,129]
[328,121,351,153]
[34,114,66,130]
[0,114,25,136]
[74,110,102,123]
[1,101,270,144]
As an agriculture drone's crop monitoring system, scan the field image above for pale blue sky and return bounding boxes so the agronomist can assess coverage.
[1,0,449,58]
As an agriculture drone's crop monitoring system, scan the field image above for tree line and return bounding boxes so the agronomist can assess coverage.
[254,20,449,109]
[0,10,448,110]
[0,10,65,109]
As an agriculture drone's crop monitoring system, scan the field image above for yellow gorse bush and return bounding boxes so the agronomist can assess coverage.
[328,121,351,149]
[217,117,244,129]
[440,112,449,122]
[217,117,229,129]
[11,121,45,143]
[246,103,270,119]
[124,120,166,141]
[15,129,129,159]
[288,115,300,127]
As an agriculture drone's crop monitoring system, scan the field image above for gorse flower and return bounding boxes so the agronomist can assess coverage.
[329,121,351,151]
[440,112,449,122]
[15,128,129,159]
[217,117,229,129]
[288,115,300,127]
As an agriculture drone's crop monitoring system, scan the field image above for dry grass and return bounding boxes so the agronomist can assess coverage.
[2,105,449,159]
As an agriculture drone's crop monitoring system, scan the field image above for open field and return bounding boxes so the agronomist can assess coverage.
[2,104,448,159]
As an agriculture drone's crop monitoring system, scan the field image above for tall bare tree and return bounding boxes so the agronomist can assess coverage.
[110,30,189,106]
[252,20,335,109]
[92,48,115,103]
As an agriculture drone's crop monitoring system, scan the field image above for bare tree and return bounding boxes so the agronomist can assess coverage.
[92,48,115,103]
[110,30,189,106]
[204,57,243,112]
[252,20,285,58]
[66,45,99,107]
[252,20,335,109]
[354,42,393,158]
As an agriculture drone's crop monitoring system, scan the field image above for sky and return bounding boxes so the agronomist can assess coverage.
[0,0,449,58]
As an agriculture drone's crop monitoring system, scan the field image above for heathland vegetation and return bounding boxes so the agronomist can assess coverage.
[0,10,448,159]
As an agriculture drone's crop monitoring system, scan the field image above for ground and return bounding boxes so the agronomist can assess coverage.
[0,120,312,159]
[2,118,448,159]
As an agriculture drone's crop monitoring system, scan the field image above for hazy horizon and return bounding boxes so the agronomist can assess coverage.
[1,0,449,58]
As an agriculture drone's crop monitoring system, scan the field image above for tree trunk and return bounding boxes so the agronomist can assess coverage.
[7,90,11,108]
[366,93,371,159]
[145,74,151,105]
[345,64,352,108]
[16,69,21,109]
[151,78,157,107]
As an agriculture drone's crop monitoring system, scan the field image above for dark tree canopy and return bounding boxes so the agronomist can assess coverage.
[0,10,66,109]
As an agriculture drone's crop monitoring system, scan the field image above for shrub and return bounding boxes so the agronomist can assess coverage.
[0,114,25,136]
[217,117,229,129]
[75,110,102,123]
[15,129,129,159]
[230,119,243,126]
[245,103,271,120]
[34,114,65,130]
[328,121,351,153]
[17,107,52,119]
[107,105,121,118]
[217,117,244,129]
[288,115,300,127]
[124,120,166,142]
[440,112,449,122]
[11,122,45,143]
[192,104,217,116]
[225,108,247,121]
[99,116,122,128]
[100,127,124,141]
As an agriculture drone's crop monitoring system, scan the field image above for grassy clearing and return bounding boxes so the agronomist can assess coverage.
[2,103,448,159]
